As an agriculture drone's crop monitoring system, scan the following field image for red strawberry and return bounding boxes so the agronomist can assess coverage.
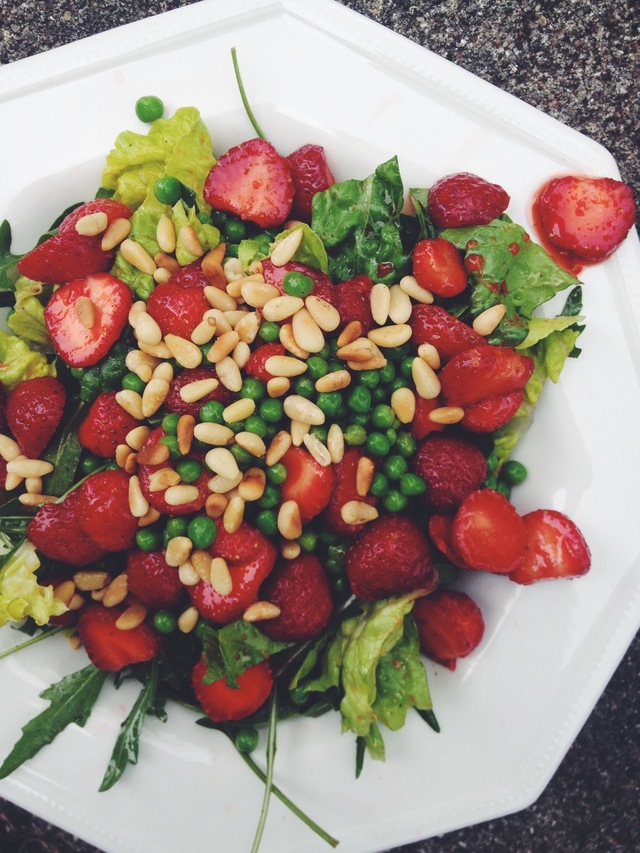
[245,342,286,384]
[137,426,210,517]
[259,554,334,642]
[461,389,524,432]
[6,376,66,458]
[0,458,7,493]
[192,657,273,723]
[287,144,336,221]
[333,274,375,331]
[535,175,636,262]
[409,304,486,363]
[427,172,510,229]
[126,549,183,608]
[77,390,140,458]
[165,366,234,417]
[509,509,591,585]
[452,488,527,574]
[168,260,210,289]
[427,514,474,570]
[345,514,437,601]
[77,469,138,552]
[27,489,106,566]
[413,589,485,670]
[188,522,277,624]
[146,281,210,339]
[280,445,335,522]
[78,604,162,672]
[44,273,133,368]
[17,199,133,284]
[324,447,377,536]
[410,394,445,441]
[262,259,337,306]
[0,386,8,434]
[203,138,294,228]
[412,434,487,513]
[439,344,534,407]
[412,238,468,298]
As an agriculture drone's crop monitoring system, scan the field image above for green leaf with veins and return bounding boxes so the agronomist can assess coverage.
[201,621,292,688]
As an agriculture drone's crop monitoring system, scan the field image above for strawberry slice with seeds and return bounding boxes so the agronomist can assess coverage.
[280,445,335,522]
[409,304,486,363]
[6,376,66,458]
[452,488,527,574]
[27,490,107,567]
[413,589,485,670]
[287,143,336,221]
[78,604,162,672]
[461,389,524,432]
[137,426,210,517]
[410,395,445,441]
[333,274,375,332]
[77,469,138,553]
[324,447,377,536]
[77,390,140,458]
[412,434,487,513]
[204,137,295,228]
[427,172,510,229]
[44,272,133,368]
[258,554,334,642]
[126,549,184,608]
[146,281,211,339]
[412,237,468,298]
[509,509,591,585]
[192,657,274,723]
[439,344,533,407]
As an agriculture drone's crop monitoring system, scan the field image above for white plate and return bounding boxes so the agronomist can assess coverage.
[1,2,640,852]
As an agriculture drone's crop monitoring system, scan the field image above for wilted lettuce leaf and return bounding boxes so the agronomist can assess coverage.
[0,329,55,392]
[0,540,67,627]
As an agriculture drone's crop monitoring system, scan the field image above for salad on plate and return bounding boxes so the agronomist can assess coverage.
[0,63,636,851]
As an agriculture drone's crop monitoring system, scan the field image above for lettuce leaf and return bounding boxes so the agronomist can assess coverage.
[0,540,67,627]
[7,276,53,349]
[0,329,55,392]
[271,223,329,273]
[201,621,291,688]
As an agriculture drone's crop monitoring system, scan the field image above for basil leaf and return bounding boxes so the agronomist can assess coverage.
[202,621,291,688]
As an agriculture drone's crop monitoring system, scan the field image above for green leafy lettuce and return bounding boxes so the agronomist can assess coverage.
[0,540,67,627]
[0,329,55,392]
[201,620,292,689]
[271,223,329,273]
[6,276,53,349]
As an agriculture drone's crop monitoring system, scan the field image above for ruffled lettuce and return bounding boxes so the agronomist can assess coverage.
[7,276,53,349]
[0,540,67,627]
[0,329,55,392]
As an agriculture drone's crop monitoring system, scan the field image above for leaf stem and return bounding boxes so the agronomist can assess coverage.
[231,47,267,140]
[250,689,278,853]
[0,626,65,660]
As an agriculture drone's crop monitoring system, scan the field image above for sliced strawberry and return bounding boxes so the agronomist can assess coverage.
[259,554,334,642]
[165,366,234,417]
[146,281,210,339]
[412,238,468,298]
[44,273,133,368]
[324,447,378,536]
[77,390,140,458]
[168,260,210,289]
[77,469,138,552]
[409,304,486,363]
[509,509,591,585]
[280,445,335,522]
[535,174,636,262]
[412,434,487,513]
[188,522,277,624]
[126,549,183,608]
[413,589,485,670]
[78,604,162,672]
[27,490,106,567]
[427,514,474,570]
[0,386,7,434]
[261,259,337,306]
[287,143,336,221]
[411,394,445,441]
[345,514,437,601]
[203,137,294,228]
[17,199,133,284]
[427,172,510,229]
[439,344,534,407]
[244,342,286,385]
[452,488,527,574]
[137,426,210,517]
[192,657,273,723]
[6,376,66,458]
[333,274,375,332]
[461,389,524,432]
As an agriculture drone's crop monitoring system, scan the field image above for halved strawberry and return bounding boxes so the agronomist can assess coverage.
[427,514,474,570]
[413,589,485,670]
[439,344,533,407]
[146,281,210,339]
[78,604,162,672]
[461,389,524,432]
[280,445,335,522]
[324,447,377,536]
[427,172,510,229]
[452,488,527,574]
[6,376,66,458]
[203,137,295,228]
[137,426,210,517]
[44,273,133,368]
[192,657,273,723]
[412,238,468,298]
[535,174,636,262]
[17,199,133,284]
[165,366,234,417]
[333,274,375,331]
[509,509,591,585]
[287,143,336,221]
[409,304,486,363]
[27,489,106,566]
[244,342,286,385]
[261,259,337,306]
[412,434,487,513]
[410,395,446,441]
[126,549,184,608]
[77,390,140,458]
[77,469,138,552]
[168,259,210,289]
[345,514,437,601]
[259,554,334,642]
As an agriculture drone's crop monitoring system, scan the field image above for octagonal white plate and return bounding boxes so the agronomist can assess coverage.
[1,1,639,852]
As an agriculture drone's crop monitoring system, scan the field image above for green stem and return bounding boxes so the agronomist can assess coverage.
[250,689,278,853]
[0,626,65,660]
[231,47,267,140]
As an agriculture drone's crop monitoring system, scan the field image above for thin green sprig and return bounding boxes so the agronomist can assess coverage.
[231,47,267,140]
[0,625,65,660]
[251,688,278,853]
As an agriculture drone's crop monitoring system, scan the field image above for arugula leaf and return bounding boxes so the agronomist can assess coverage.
[201,621,291,688]
[408,188,437,240]
[42,403,86,496]
[312,156,410,284]
[0,220,22,294]
[0,664,108,779]
[100,659,159,791]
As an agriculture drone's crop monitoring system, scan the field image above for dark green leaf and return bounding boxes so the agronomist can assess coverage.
[355,735,366,779]
[202,621,291,688]
[408,188,437,240]
[417,708,441,733]
[42,404,86,496]
[0,219,22,292]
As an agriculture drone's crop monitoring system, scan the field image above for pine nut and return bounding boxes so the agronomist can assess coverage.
[225,278,244,300]
[207,330,240,363]
[207,472,243,494]
[138,340,172,359]
[241,280,280,308]
[391,387,416,424]
[102,574,128,608]
[0,435,21,461]
[138,506,161,528]
[135,312,163,346]
[156,215,176,253]
[340,500,379,526]
[73,571,110,592]
[101,217,131,251]
[205,447,240,481]
[191,550,212,582]
[25,477,42,494]
[152,361,174,383]
[283,395,325,425]
[128,300,147,329]
[278,500,302,540]
[154,253,180,274]
[281,541,301,560]
[223,257,244,281]
[201,255,227,289]
[54,580,76,607]
[128,474,149,518]
[337,320,362,347]
[179,560,201,586]
[120,238,157,275]
[232,341,251,369]
[164,334,202,369]
[191,316,217,346]
[136,441,170,465]
[164,484,201,506]
[262,294,304,323]
[209,557,233,595]
[204,285,237,312]
[290,420,310,446]
[367,324,412,348]
[337,337,383,363]
[237,468,266,502]
[266,431,292,466]
[180,225,203,258]
[193,422,235,446]
[180,377,219,404]
[142,377,170,417]
[74,296,95,329]
[204,308,232,335]
[292,307,325,353]
[115,442,134,470]
[116,603,148,631]
[68,634,82,650]
[388,285,413,323]
[178,606,199,633]
[270,228,303,266]
[280,322,310,359]
[411,357,441,399]
[153,267,172,285]
[6,458,53,478]
[417,343,441,370]
[370,282,391,325]
[235,311,260,344]
[18,493,58,506]
[223,495,245,533]
[428,406,465,424]
[473,303,507,336]
[165,536,193,567]
[327,423,345,464]
[243,601,281,622]
[214,356,243,392]
[205,493,228,519]
[126,425,152,451]
[75,211,108,236]
[264,355,307,377]
[5,472,24,491]
[235,432,266,458]
[267,377,290,397]
[303,433,332,467]
[305,295,340,332]
[148,467,181,492]
[125,349,159,383]
[315,370,351,393]
[356,457,375,496]
[177,414,195,455]
[399,274,434,303]
[67,594,86,612]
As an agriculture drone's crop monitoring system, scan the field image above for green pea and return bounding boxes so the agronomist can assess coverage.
[501,460,528,486]
[266,462,287,485]
[175,459,202,483]
[259,398,284,424]
[325,558,344,576]
[224,219,247,242]
[371,404,395,430]
[298,530,318,553]
[80,453,102,475]
[327,542,348,562]
[332,575,347,593]
[234,727,259,754]
[496,481,512,500]
[399,472,427,496]
[136,527,162,551]
[395,432,417,459]
[316,391,343,417]
[230,443,253,467]
[121,371,145,394]
[318,342,331,360]
[370,472,390,498]
[348,385,372,414]
[371,386,389,404]
[306,356,329,381]
[226,243,239,258]
[484,473,498,490]
[257,483,280,509]
[359,370,380,389]
[244,414,268,438]
[240,377,266,401]
[378,362,396,384]
[389,377,409,394]
[199,400,225,424]
[188,516,217,549]
[153,611,177,634]
[350,412,369,427]
[282,270,314,298]
[399,356,415,378]
[135,95,164,122]
[165,517,188,539]
[343,424,367,446]
[162,413,181,435]
[383,489,408,512]
[310,425,328,444]
[294,376,316,399]
[259,321,281,343]
[383,454,408,480]
[154,176,182,206]
[159,435,182,459]
[365,432,391,457]
[389,342,411,362]
[256,509,278,536]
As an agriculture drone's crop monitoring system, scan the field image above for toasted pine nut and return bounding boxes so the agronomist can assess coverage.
[327,423,345,464]
[235,311,261,344]
[399,274,434,303]
[120,238,157,275]
[75,211,108,236]
[356,457,375,496]
[101,217,131,250]
[391,387,416,424]
[337,320,362,347]
[180,377,219,404]
[305,295,340,332]
[135,312,163,346]
[74,296,95,329]
[193,422,235,446]
[388,285,413,323]
[0,434,21,462]
[209,557,233,595]
[165,535,193,567]
[115,442,134,469]
[164,484,201,506]
[277,499,302,540]
[203,285,237,312]
[128,474,150,518]
[235,432,267,458]
[428,406,465,425]
[281,541,301,560]
[205,493,228,519]
[241,280,280,308]
[136,441,170,465]
[201,258,227,290]
[54,580,76,607]
[262,294,304,323]
[214,356,243,392]
[207,471,243,494]
[223,398,256,423]
[164,334,202,369]
[116,603,148,631]
[232,341,251,370]
[266,430,293,466]
[417,343,441,370]
[370,282,391,325]
[340,500,379,526]
[280,322,310,359]
[191,316,217,346]
[283,395,325,426]
[243,601,282,622]
[223,495,245,533]
[154,252,180,274]
[6,458,53,478]
[177,414,195,455]
[153,266,172,285]
[337,337,383,363]
[128,300,147,329]
[67,594,86,612]
[148,467,181,492]
[303,432,332,467]
[116,389,144,421]
[473,303,507,336]
[264,355,307,377]
[152,361,174,383]
[142,377,170,418]
[178,606,199,633]
[205,447,240,481]
[73,571,110,592]
[138,340,172,359]
[207,330,240,364]
[267,376,290,397]
[102,574,128,608]
[411,357,441,400]
[270,228,303,266]
[314,370,351,393]
[126,425,152,451]
[125,349,159,383]
[237,467,267,502]
[68,634,82,650]
[179,225,203,258]
[18,493,58,506]
[156,215,176,253]
[367,324,412,348]
[137,507,161,528]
